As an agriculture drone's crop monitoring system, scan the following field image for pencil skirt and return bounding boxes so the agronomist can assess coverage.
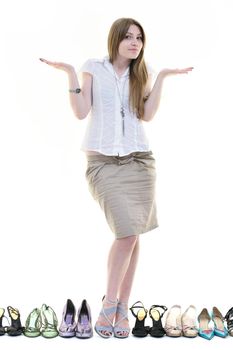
[85,151,158,239]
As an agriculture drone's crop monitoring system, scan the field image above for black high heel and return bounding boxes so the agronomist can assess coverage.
[7,306,23,336]
[148,305,167,337]
[129,301,148,337]
[225,307,233,336]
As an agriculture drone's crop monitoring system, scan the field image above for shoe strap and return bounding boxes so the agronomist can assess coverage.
[149,305,168,319]
[114,303,129,327]
[41,307,58,329]
[129,301,147,318]
[101,305,117,328]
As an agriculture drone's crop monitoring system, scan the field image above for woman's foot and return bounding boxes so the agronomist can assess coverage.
[114,301,130,338]
[94,297,118,338]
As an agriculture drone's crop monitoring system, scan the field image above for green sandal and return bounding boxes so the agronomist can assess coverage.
[40,304,58,338]
[24,308,41,337]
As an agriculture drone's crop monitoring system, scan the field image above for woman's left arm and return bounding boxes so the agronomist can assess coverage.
[142,67,194,122]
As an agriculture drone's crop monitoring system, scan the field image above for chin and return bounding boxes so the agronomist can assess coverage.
[128,53,139,60]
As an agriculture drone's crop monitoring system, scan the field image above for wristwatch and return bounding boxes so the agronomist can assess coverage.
[69,88,81,93]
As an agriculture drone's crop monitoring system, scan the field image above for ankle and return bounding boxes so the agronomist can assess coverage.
[103,296,118,305]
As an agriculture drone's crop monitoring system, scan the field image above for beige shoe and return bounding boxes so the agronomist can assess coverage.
[181,305,198,337]
[164,305,182,337]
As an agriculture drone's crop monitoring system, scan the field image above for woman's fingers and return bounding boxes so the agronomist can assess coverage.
[39,58,58,66]
[39,58,74,72]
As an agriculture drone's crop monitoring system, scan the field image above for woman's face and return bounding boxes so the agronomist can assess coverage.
[117,24,143,60]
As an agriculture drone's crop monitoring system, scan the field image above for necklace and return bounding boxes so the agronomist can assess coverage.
[114,72,128,136]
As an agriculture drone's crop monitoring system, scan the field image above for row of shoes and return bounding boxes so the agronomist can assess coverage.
[0,299,93,339]
[2,301,233,341]
[129,302,233,340]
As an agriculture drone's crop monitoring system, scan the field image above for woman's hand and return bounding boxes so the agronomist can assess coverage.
[159,67,194,78]
[39,58,75,74]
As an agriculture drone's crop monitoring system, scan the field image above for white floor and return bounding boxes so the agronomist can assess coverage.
[1,332,233,350]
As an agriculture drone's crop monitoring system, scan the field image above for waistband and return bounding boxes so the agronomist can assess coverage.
[86,151,153,165]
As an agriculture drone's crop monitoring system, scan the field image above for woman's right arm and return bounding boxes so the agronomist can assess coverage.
[39,58,92,120]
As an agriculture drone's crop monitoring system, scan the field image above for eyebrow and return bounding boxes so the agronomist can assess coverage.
[126,32,142,36]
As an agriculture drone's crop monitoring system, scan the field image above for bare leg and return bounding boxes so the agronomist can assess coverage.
[118,238,140,302]
[114,238,140,336]
[95,235,138,336]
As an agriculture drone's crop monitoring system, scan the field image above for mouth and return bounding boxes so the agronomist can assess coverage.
[128,49,138,52]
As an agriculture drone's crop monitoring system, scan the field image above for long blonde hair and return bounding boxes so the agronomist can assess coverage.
[108,18,148,120]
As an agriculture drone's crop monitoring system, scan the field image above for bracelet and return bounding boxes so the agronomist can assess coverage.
[69,88,81,93]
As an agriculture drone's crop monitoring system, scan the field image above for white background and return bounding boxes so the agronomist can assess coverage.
[1,0,233,349]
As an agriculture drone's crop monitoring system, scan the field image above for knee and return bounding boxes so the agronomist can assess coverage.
[119,235,138,248]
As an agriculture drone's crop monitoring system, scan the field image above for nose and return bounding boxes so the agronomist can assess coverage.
[131,39,138,47]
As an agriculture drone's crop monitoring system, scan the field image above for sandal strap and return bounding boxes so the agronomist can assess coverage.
[100,304,117,328]
[114,303,128,327]
[149,305,168,318]
[129,301,147,318]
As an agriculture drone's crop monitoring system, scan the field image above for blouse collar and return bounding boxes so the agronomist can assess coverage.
[103,56,130,80]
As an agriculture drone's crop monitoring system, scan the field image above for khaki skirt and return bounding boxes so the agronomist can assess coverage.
[85,151,158,239]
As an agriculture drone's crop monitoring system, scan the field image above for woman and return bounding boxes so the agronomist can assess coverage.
[40,17,193,338]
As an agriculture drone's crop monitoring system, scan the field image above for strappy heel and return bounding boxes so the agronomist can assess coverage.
[225,307,233,336]
[129,301,148,337]
[94,297,118,338]
[114,301,130,338]
[148,305,167,337]
[7,306,23,336]
[23,308,41,337]
[40,304,59,338]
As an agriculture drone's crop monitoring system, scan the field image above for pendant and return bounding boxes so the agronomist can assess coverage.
[120,107,125,135]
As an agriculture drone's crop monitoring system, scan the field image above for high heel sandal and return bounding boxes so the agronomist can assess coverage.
[94,296,118,338]
[7,306,23,336]
[113,301,130,338]
[212,306,228,338]
[225,307,233,336]
[40,304,59,338]
[129,301,148,337]
[148,305,167,337]
[23,308,41,337]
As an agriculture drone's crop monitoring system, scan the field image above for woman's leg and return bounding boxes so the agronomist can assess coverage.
[95,235,139,336]
[114,238,140,336]
[117,238,139,302]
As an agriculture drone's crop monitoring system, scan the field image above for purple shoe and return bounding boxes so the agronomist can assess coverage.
[59,299,76,337]
[76,299,93,338]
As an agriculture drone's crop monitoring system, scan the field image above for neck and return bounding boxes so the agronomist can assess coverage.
[112,56,131,76]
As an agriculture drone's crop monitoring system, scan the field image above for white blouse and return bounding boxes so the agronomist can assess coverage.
[79,56,155,156]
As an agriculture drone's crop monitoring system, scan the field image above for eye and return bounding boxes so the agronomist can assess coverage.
[137,37,142,41]
[125,35,131,39]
